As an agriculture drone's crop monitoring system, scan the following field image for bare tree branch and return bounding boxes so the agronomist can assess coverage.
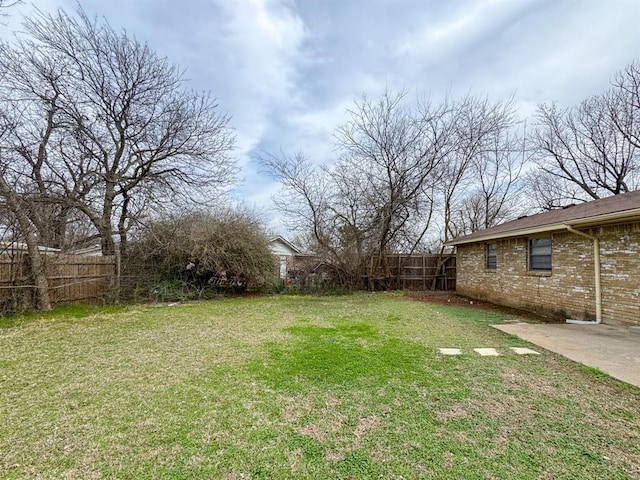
[529,60,640,209]
[262,90,522,288]
[0,6,237,258]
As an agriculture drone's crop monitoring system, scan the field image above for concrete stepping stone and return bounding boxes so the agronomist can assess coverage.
[473,348,500,356]
[439,348,462,355]
[509,347,540,355]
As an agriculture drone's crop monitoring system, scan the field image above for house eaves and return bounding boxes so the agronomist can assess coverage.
[0,241,62,254]
[446,207,640,246]
[268,235,317,255]
[268,236,300,253]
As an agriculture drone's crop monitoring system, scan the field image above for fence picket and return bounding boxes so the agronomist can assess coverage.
[367,254,456,291]
[0,254,116,313]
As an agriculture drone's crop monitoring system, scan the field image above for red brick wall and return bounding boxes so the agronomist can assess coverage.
[456,222,640,326]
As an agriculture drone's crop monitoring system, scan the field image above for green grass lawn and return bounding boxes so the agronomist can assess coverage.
[1,293,639,479]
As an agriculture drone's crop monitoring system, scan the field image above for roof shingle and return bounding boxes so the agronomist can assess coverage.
[447,190,640,245]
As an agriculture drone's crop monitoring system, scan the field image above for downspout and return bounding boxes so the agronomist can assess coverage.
[564,225,602,324]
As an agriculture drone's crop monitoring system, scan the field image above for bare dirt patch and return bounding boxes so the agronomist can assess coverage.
[499,367,558,396]
[436,403,469,422]
[324,450,343,462]
[354,415,381,438]
[300,424,325,442]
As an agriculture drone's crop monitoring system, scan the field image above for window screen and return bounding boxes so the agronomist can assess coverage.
[528,238,552,271]
[486,243,497,269]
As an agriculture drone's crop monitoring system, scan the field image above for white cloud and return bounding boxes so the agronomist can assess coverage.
[192,0,307,154]
[2,0,640,233]
[394,0,525,59]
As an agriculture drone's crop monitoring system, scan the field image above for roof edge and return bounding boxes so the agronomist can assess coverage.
[268,235,303,254]
[446,208,640,246]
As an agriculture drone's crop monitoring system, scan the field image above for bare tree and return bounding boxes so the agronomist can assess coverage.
[530,61,640,209]
[427,95,520,289]
[260,151,364,287]
[450,120,526,235]
[608,60,640,149]
[264,90,522,289]
[0,7,236,256]
[0,0,53,310]
[263,91,454,288]
[0,6,237,310]
[436,95,518,242]
[334,90,452,268]
[0,110,52,310]
[0,31,72,248]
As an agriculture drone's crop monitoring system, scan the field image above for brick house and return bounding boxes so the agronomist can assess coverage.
[268,236,301,281]
[446,191,640,326]
[268,236,321,281]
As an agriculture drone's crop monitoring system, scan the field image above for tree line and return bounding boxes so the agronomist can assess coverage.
[262,61,640,288]
[0,4,638,307]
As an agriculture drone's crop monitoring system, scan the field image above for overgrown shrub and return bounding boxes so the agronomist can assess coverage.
[123,208,277,301]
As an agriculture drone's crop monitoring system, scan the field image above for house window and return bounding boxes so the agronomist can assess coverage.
[528,237,552,271]
[486,243,497,270]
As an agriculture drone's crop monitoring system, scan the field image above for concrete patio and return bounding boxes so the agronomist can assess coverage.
[493,322,640,388]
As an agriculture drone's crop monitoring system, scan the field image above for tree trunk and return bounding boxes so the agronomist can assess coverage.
[117,192,130,255]
[100,232,115,256]
[100,180,117,255]
[0,174,52,310]
[431,245,447,291]
[27,244,52,311]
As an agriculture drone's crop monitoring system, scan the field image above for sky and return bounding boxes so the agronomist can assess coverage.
[3,0,640,233]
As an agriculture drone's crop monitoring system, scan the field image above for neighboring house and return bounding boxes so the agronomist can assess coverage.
[0,241,61,255]
[67,244,103,256]
[0,242,105,257]
[446,191,640,327]
[268,236,308,281]
[0,242,104,257]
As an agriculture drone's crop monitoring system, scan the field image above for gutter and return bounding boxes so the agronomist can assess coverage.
[446,207,640,246]
[564,225,602,325]
[446,223,568,246]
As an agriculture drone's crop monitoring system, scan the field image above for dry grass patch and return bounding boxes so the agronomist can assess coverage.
[1,293,639,479]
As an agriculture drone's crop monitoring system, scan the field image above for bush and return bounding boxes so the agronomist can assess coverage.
[123,208,277,301]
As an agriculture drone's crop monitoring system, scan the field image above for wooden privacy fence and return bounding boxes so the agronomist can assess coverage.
[366,254,456,291]
[0,254,116,313]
